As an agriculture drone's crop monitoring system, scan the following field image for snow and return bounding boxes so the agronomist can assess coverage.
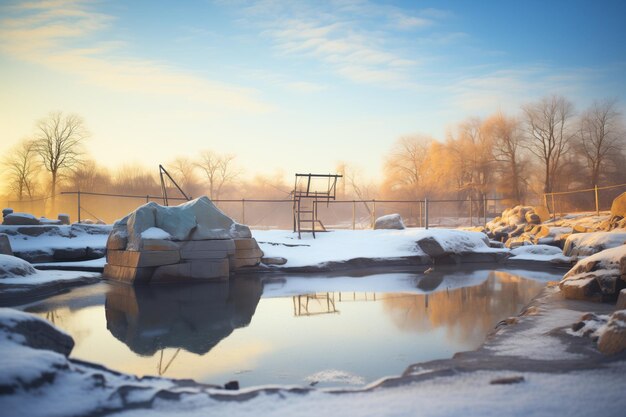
[141,227,172,240]
[253,229,504,268]
[561,244,626,283]
[5,224,109,253]
[0,255,100,284]
[564,231,626,256]
[304,369,365,386]
[509,245,571,263]
[34,258,107,269]
[0,254,37,277]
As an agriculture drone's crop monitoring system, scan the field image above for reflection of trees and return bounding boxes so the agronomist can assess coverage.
[382,271,544,346]
[105,278,262,356]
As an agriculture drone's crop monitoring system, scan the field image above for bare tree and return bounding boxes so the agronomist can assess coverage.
[522,95,575,193]
[577,99,623,187]
[383,135,434,199]
[64,159,111,193]
[33,111,88,202]
[168,157,201,197]
[483,112,527,203]
[1,139,40,200]
[195,150,239,200]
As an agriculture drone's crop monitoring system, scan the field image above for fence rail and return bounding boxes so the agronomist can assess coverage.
[5,191,505,230]
[543,182,626,219]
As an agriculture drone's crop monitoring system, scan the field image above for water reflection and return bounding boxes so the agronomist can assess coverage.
[105,278,262,356]
[381,271,545,346]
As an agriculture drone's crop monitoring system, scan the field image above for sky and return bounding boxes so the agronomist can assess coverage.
[1,0,625,182]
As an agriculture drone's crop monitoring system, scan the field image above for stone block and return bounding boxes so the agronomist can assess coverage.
[180,249,231,260]
[2,208,13,218]
[261,256,287,266]
[234,238,260,250]
[151,259,229,282]
[104,264,154,284]
[107,249,180,268]
[141,238,179,251]
[0,233,12,256]
[107,228,128,250]
[3,213,40,225]
[234,248,264,259]
[559,276,601,301]
[179,239,235,253]
[58,214,70,225]
[230,257,260,269]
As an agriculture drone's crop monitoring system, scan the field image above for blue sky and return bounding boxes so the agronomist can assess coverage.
[1,0,625,181]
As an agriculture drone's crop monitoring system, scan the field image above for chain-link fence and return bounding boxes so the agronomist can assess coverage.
[5,191,504,229]
[543,183,626,218]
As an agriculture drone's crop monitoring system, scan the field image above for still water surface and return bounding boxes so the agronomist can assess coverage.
[21,268,561,388]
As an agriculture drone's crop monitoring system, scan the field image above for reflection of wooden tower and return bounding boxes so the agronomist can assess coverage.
[292,173,342,239]
[293,293,339,316]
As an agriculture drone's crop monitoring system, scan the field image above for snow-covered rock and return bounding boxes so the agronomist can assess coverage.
[2,212,40,225]
[0,254,37,278]
[374,214,405,230]
[509,244,571,263]
[598,310,626,355]
[141,227,171,240]
[563,231,626,257]
[559,245,626,301]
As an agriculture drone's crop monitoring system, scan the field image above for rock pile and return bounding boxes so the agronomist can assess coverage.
[2,208,72,226]
[104,197,263,284]
[485,205,558,248]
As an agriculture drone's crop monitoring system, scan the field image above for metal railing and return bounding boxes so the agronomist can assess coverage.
[543,182,626,219]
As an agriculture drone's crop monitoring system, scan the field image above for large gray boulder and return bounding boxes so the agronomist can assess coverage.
[0,254,37,278]
[374,214,405,230]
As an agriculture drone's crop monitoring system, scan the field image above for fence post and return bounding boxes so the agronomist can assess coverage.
[146,195,149,203]
[77,191,81,223]
[483,194,487,227]
[242,199,246,225]
[352,200,356,230]
[371,200,376,228]
[469,195,473,227]
[425,198,429,230]
[418,201,422,227]
[551,193,555,220]
[595,185,599,217]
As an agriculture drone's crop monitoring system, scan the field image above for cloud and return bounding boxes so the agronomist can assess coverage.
[0,0,269,113]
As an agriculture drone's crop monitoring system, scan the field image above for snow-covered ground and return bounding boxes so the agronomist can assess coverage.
[253,229,505,268]
[4,224,110,254]
[0,254,100,285]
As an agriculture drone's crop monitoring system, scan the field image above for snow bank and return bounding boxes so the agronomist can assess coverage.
[509,245,571,263]
[0,254,100,285]
[253,229,503,268]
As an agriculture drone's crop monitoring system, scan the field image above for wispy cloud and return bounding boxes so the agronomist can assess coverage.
[0,0,269,112]
[236,0,450,88]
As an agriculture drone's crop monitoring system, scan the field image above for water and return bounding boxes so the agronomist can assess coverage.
[20,268,562,388]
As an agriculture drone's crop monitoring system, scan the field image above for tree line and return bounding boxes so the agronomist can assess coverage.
[3,95,625,212]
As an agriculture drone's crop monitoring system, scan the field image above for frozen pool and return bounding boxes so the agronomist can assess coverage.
[20,267,562,388]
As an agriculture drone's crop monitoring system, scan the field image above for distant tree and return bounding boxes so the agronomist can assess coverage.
[64,160,111,193]
[168,157,201,197]
[1,139,39,200]
[196,150,239,200]
[577,99,624,187]
[483,112,527,203]
[522,95,575,193]
[383,135,434,199]
[112,164,159,195]
[33,111,88,203]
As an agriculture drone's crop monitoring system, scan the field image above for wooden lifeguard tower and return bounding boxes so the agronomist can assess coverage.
[292,173,342,239]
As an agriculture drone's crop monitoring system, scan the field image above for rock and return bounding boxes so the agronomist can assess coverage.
[373,214,405,230]
[525,212,541,224]
[2,208,13,218]
[58,214,70,225]
[15,226,57,237]
[151,259,229,282]
[261,256,287,266]
[107,224,129,250]
[616,289,626,310]
[127,203,158,250]
[0,233,12,256]
[417,236,446,257]
[559,276,601,301]
[53,247,87,261]
[107,250,180,268]
[103,264,155,284]
[533,206,550,222]
[0,309,74,356]
[0,254,37,278]
[598,310,626,355]
[610,192,626,218]
[141,239,180,251]
[2,212,40,225]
